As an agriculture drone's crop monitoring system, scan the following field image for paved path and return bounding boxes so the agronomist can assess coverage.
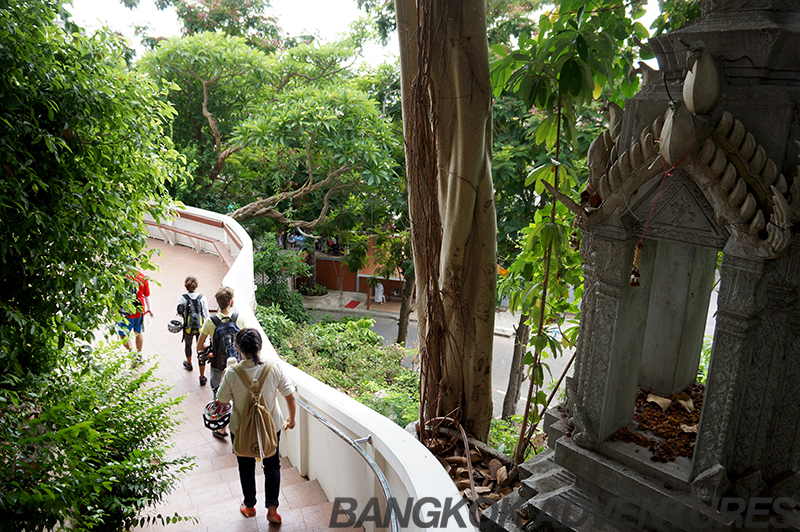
[135,239,359,532]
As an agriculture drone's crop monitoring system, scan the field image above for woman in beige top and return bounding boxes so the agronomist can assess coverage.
[215,328,297,523]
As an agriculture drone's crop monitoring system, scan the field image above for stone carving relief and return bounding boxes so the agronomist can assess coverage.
[634,172,729,249]
[579,41,798,261]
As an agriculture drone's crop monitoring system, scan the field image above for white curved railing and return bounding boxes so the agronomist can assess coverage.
[145,206,475,532]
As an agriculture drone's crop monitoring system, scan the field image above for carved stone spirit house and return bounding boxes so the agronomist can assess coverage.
[484,1,800,531]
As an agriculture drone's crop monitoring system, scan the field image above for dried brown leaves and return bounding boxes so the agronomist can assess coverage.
[609,384,704,462]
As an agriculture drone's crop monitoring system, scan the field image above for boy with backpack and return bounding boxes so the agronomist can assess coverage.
[197,286,247,437]
[177,275,209,386]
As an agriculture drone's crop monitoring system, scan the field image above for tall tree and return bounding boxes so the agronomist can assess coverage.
[395,0,497,442]
[123,0,293,52]
[228,85,399,229]
[0,3,190,529]
[141,32,270,188]
[0,0,181,380]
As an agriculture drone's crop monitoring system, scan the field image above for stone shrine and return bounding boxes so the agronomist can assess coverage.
[483,1,800,531]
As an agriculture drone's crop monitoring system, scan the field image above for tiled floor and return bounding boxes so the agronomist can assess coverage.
[136,239,362,532]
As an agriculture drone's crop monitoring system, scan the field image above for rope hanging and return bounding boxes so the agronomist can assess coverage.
[628,110,698,287]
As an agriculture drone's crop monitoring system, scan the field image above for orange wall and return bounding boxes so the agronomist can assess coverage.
[315,257,358,292]
[313,257,406,297]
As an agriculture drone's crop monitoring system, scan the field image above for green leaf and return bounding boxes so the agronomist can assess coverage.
[559,57,583,97]
[491,44,508,58]
[633,21,649,40]
[533,364,544,386]
[525,163,553,187]
[538,14,552,36]
[534,333,548,354]
[575,34,588,61]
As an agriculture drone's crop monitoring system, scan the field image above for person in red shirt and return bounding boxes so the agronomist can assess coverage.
[118,270,153,353]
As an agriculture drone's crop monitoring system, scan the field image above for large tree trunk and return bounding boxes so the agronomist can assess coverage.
[396,276,416,345]
[502,313,530,420]
[395,0,497,441]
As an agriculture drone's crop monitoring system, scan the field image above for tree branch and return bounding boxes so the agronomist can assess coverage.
[229,165,357,223]
[272,58,346,94]
[541,179,581,216]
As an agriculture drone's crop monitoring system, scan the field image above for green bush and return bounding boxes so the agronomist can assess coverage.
[355,369,420,428]
[276,316,421,427]
[489,416,536,461]
[0,0,180,381]
[299,283,329,297]
[253,235,310,323]
[255,304,294,352]
[0,343,194,531]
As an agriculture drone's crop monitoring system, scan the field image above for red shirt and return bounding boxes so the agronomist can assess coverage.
[126,271,150,319]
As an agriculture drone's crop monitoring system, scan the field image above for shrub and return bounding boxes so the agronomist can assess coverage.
[489,416,536,461]
[0,343,194,531]
[355,369,420,428]
[0,0,180,381]
[299,283,329,297]
[255,304,294,352]
[253,235,310,323]
[279,317,421,427]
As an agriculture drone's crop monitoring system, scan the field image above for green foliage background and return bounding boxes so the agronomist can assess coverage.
[1,344,193,531]
[0,2,192,529]
[253,235,311,323]
[275,314,421,428]
[0,0,181,381]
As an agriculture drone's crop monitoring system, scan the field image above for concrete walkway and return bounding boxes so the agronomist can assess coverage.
[135,239,359,532]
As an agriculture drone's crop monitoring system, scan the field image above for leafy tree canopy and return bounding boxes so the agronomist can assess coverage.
[0,0,182,382]
[125,0,293,52]
[229,84,400,227]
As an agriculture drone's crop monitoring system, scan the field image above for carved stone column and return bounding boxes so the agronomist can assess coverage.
[571,219,646,446]
[762,238,800,499]
[727,242,798,498]
[691,239,769,498]
[568,229,597,424]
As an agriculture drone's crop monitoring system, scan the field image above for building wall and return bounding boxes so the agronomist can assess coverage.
[315,256,358,292]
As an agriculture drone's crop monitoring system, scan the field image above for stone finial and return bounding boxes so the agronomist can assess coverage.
[683,48,725,115]
[660,101,695,167]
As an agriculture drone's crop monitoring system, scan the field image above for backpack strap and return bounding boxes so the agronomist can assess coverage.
[211,313,236,327]
[232,360,276,411]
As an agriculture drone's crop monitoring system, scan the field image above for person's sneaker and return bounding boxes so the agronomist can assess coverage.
[240,504,256,518]
[183,360,193,371]
[267,509,282,524]
[199,375,207,386]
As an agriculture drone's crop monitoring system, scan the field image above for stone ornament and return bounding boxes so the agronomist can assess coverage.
[660,101,696,167]
[682,47,725,115]
[580,102,798,260]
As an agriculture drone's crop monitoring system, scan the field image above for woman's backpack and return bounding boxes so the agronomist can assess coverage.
[231,361,278,460]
